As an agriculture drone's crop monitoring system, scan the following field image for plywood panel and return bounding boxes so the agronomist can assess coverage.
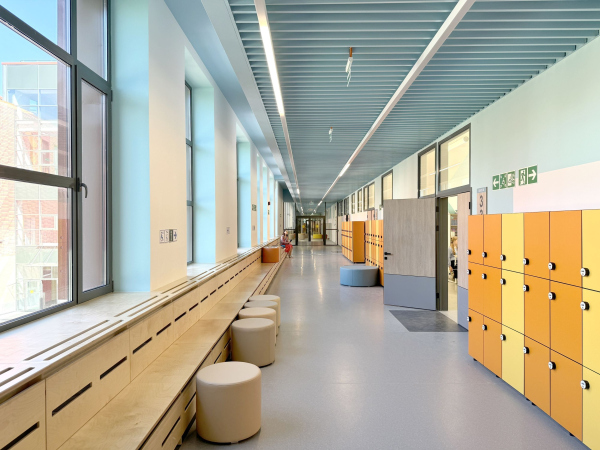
[384,198,436,277]
[0,381,46,450]
[457,192,470,290]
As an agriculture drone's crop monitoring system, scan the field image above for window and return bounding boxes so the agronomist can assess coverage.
[185,84,193,263]
[357,189,362,212]
[439,127,470,193]
[382,171,393,202]
[344,198,349,215]
[419,146,436,197]
[351,193,355,214]
[0,1,110,329]
[364,183,375,210]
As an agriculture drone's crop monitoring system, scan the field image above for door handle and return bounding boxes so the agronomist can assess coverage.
[384,252,392,255]
[78,179,88,199]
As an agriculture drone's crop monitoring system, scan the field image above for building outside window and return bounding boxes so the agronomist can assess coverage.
[382,170,393,202]
[419,146,436,197]
[185,84,193,263]
[439,127,470,193]
[357,189,362,212]
[351,193,355,214]
[364,183,375,210]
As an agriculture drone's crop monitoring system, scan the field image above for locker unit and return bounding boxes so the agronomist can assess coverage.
[483,214,502,269]
[501,326,524,394]
[365,220,384,285]
[468,310,483,362]
[524,212,549,280]
[482,267,501,324]
[550,351,582,440]
[468,214,483,265]
[483,317,502,377]
[583,367,600,450]
[524,275,550,348]
[582,210,600,292]
[502,213,524,273]
[549,281,582,364]
[341,221,365,263]
[524,338,550,415]
[501,270,524,334]
[467,263,483,314]
[549,210,582,287]
[582,289,600,375]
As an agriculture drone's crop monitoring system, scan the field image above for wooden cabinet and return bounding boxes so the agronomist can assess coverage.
[501,326,524,394]
[550,282,582,364]
[341,221,365,263]
[468,310,484,362]
[482,267,502,324]
[550,351,582,440]
[582,210,600,292]
[483,214,502,269]
[0,381,46,450]
[501,270,524,334]
[524,212,549,280]
[524,275,550,348]
[468,215,483,265]
[549,210,582,287]
[483,317,502,377]
[364,220,384,285]
[524,338,550,415]
[502,213,524,273]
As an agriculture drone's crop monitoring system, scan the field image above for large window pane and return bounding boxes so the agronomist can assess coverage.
[81,81,106,291]
[185,85,191,142]
[357,189,362,212]
[419,148,436,197]
[0,24,70,176]
[187,205,192,263]
[0,0,69,50]
[77,0,107,78]
[383,171,393,201]
[186,144,192,202]
[351,193,355,214]
[439,129,470,192]
[0,179,71,325]
[369,183,375,209]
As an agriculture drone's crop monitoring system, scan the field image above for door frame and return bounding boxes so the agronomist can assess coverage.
[295,215,326,245]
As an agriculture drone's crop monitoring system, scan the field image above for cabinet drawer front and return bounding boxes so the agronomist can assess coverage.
[46,332,130,450]
[0,381,46,450]
[130,305,174,379]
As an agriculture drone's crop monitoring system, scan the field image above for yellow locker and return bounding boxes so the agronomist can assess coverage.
[583,210,600,292]
[583,289,600,374]
[502,213,524,273]
[583,367,600,450]
[501,270,524,334]
[501,326,524,394]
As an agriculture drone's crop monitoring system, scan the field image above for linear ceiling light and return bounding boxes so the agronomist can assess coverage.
[318,0,476,204]
[254,0,301,204]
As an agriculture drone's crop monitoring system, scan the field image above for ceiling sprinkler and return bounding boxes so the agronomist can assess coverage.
[329,127,333,143]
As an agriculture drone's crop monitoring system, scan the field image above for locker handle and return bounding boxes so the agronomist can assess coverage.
[523,285,529,292]
[523,258,529,265]
[500,334,506,341]
[581,268,590,277]
[581,380,590,390]
[467,269,471,275]
[467,316,471,322]
[523,347,529,354]
[581,301,590,311]
[500,278,506,285]
[482,252,487,258]
[548,292,556,300]
[548,262,556,270]
[482,324,487,331]
[500,254,506,261]
[548,362,556,370]
[481,273,487,280]
[467,249,471,255]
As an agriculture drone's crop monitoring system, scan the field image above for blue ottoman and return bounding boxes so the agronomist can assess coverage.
[340,265,379,287]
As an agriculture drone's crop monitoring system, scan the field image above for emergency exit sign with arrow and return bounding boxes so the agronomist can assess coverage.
[494,165,537,190]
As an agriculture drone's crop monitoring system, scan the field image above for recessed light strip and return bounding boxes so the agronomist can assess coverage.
[255,0,301,206]
[318,0,476,204]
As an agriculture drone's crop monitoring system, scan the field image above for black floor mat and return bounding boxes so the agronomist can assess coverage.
[390,310,466,332]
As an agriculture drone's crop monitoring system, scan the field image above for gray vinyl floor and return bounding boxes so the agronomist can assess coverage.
[181,245,585,450]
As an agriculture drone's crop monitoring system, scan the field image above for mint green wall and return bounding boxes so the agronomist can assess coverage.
[237,141,252,248]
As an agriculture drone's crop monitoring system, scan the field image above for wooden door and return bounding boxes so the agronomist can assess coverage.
[550,351,582,440]
[524,275,550,348]
[383,199,436,309]
[483,214,502,269]
[550,282,582,364]
[502,326,524,394]
[582,210,600,292]
[468,214,483,265]
[524,338,550,415]
[550,210,582,287]
[483,317,502,377]
[502,213,524,273]
[468,310,484,362]
[457,192,470,288]
[524,212,549,279]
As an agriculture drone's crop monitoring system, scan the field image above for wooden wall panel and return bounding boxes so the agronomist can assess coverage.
[457,192,470,289]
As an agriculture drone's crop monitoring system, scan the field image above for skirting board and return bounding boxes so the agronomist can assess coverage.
[458,286,469,330]
[383,274,436,310]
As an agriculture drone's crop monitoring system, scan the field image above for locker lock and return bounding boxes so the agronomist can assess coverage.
[481,273,487,280]
[500,278,506,285]
[500,254,506,261]
[500,334,506,341]
[523,285,529,292]
[548,292,556,300]
[467,249,471,255]
[467,316,472,322]
[482,252,487,258]
[482,324,487,331]
[581,380,590,390]
[581,301,590,311]
[523,258,529,265]
[548,362,556,370]
[523,347,529,354]
[467,269,471,275]
[581,268,590,277]
[548,262,556,270]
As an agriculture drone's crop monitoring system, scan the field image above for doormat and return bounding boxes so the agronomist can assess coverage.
[390,310,466,332]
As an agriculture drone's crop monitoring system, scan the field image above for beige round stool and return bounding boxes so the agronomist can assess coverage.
[232,318,275,367]
[249,295,280,311]
[196,362,261,444]
[245,300,280,329]
[238,307,277,342]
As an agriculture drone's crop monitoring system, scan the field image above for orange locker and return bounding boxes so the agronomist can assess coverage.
[524,212,549,280]
[468,310,484,362]
[524,338,550,415]
[550,281,582,364]
[524,275,550,348]
[582,210,600,292]
[468,215,483,265]
[550,351,582,440]
[483,317,502,377]
[483,214,502,269]
[483,266,502,323]
[468,263,483,314]
[549,210,582,287]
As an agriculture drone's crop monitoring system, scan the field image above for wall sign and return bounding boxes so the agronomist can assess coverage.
[252,204,257,211]
[477,187,487,215]
[494,165,537,190]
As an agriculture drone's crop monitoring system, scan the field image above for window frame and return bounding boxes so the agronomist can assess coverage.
[351,193,355,214]
[364,182,375,211]
[357,188,362,212]
[381,169,393,204]
[417,144,437,199]
[0,1,113,332]
[185,82,193,264]
[437,124,471,197]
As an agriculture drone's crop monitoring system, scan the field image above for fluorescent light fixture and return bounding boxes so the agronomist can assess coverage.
[340,164,350,177]
[259,25,285,117]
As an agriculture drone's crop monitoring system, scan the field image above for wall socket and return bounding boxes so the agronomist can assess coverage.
[160,229,178,243]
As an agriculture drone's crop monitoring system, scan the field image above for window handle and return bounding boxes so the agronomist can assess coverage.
[80,182,88,199]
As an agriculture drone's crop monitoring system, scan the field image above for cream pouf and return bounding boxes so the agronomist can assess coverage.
[196,362,261,444]
[245,300,280,329]
[249,294,280,312]
[238,307,277,342]
[232,318,276,367]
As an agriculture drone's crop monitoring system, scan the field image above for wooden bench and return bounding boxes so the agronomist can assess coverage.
[0,243,286,450]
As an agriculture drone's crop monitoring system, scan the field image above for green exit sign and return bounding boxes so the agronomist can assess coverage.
[494,165,537,190]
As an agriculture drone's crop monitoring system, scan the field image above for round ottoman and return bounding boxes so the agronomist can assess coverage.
[249,294,280,310]
[232,318,276,367]
[245,300,280,329]
[238,307,277,342]
[196,361,261,443]
[339,265,379,287]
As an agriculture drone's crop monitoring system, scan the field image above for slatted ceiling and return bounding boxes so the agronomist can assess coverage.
[228,0,600,211]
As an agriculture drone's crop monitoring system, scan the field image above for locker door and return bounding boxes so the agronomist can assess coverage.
[502,213,524,273]
[550,351,582,440]
[524,212,549,280]
[502,270,524,334]
[524,275,550,348]
[468,310,484,362]
[582,210,600,292]
[483,214,502,269]
[550,282,582,364]
[468,215,483,265]
[550,210,582,287]
[524,338,550,415]
[501,326,524,394]
[483,267,502,323]
[468,263,483,314]
[583,367,600,450]
[483,317,502,377]
[582,289,600,374]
